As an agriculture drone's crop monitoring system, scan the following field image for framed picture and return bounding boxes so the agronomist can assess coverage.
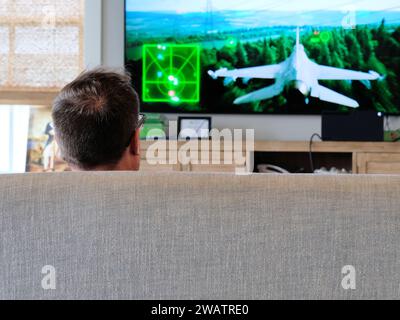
[178,117,212,140]
[26,107,70,173]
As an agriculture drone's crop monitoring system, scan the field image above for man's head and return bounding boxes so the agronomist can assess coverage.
[52,68,142,171]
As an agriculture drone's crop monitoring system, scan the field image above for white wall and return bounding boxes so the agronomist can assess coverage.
[98,0,399,141]
[84,0,102,68]
[101,0,125,68]
[0,106,30,174]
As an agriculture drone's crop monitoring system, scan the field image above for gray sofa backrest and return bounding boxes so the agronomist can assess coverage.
[1,172,399,300]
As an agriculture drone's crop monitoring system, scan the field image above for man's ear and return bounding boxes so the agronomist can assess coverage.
[129,129,140,156]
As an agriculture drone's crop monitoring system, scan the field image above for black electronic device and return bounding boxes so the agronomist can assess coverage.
[322,111,384,142]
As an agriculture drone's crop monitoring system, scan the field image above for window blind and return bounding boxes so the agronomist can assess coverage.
[0,0,84,105]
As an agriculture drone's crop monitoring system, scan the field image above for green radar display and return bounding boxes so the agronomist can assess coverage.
[142,44,201,104]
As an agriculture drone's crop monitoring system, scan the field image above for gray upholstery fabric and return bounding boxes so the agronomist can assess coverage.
[0,172,399,300]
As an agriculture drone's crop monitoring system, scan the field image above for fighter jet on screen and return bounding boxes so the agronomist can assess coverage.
[208,28,381,108]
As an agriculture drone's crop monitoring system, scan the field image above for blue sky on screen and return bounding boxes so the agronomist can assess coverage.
[126,0,400,12]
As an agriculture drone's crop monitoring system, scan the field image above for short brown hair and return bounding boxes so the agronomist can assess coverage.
[52,68,140,169]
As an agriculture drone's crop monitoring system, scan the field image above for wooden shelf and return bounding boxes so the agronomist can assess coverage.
[254,141,400,153]
[140,140,400,174]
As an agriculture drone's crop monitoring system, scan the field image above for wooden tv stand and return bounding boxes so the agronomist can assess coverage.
[140,140,400,174]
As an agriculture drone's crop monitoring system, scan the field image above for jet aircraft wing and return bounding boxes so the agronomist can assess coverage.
[316,65,380,81]
[208,64,282,80]
[312,84,359,108]
[234,84,283,104]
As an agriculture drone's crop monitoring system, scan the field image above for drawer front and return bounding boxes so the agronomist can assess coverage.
[140,160,178,172]
[186,164,238,173]
[140,161,239,173]
[367,162,400,174]
[357,153,400,174]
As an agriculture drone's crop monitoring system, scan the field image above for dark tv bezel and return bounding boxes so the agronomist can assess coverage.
[123,0,399,116]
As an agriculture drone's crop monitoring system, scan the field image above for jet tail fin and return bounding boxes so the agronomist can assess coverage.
[296,27,300,49]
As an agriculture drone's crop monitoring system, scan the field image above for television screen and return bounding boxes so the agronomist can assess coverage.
[125,0,400,115]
